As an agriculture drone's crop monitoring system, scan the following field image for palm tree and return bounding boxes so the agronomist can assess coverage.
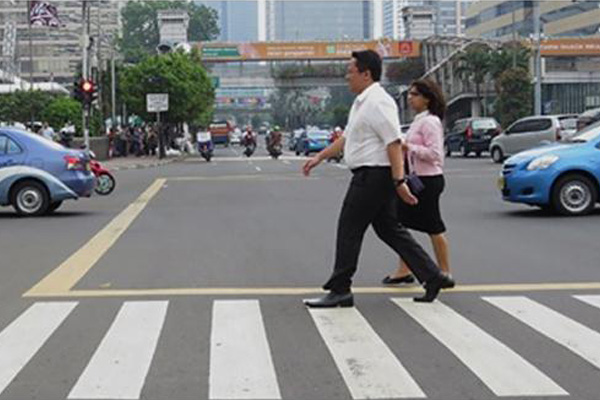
[488,42,531,90]
[455,44,492,116]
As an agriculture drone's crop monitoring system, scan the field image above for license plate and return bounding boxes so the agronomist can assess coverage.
[497,176,505,190]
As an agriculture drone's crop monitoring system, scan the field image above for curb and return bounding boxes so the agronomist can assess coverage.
[106,157,183,171]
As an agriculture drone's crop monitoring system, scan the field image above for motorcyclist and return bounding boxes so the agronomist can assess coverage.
[327,126,344,162]
[267,125,283,152]
[242,126,256,148]
[329,126,343,144]
[196,127,213,154]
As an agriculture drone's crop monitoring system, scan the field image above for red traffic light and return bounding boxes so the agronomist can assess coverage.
[81,80,94,93]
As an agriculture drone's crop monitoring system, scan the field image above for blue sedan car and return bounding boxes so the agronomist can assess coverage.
[499,122,600,215]
[296,130,330,156]
[0,128,95,216]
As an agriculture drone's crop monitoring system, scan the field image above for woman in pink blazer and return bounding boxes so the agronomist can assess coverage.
[383,79,454,288]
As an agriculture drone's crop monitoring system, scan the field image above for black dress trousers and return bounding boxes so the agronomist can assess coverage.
[323,167,441,294]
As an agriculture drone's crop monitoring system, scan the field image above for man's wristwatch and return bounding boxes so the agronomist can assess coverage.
[394,177,406,187]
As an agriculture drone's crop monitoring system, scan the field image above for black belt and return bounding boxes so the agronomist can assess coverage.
[351,166,391,174]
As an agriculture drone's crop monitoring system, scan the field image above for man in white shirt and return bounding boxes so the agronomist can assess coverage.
[302,50,451,307]
[41,122,56,141]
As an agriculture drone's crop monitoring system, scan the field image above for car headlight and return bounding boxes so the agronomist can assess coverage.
[527,155,559,171]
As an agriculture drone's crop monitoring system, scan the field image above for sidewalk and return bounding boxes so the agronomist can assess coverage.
[102,155,182,171]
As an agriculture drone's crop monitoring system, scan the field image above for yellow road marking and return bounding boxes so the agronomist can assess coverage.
[22,282,600,298]
[24,179,166,296]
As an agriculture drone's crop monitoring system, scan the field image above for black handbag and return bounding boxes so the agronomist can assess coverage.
[406,154,425,194]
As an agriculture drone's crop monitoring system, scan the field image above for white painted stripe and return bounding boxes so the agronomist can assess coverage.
[485,296,600,370]
[0,302,77,395]
[393,298,567,397]
[68,301,168,399]
[574,295,600,311]
[309,307,425,399]
[282,160,290,165]
[210,300,281,399]
[334,164,348,170]
[255,166,262,172]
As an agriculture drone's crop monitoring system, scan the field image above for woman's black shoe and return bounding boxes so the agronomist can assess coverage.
[382,274,415,285]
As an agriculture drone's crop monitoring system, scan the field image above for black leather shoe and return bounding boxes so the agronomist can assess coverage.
[304,291,354,308]
[382,274,415,285]
[413,275,453,303]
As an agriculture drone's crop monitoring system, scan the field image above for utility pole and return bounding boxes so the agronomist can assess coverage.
[533,0,542,115]
[111,46,116,129]
[82,1,90,149]
[512,4,517,68]
[27,1,34,127]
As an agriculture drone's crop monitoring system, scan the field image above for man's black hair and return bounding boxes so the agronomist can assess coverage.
[351,50,382,82]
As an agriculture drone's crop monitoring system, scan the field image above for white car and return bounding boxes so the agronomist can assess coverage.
[230,128,242,146]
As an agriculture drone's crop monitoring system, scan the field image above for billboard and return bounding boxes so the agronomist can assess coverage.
[540,38,600,57]
[196,40,420,62]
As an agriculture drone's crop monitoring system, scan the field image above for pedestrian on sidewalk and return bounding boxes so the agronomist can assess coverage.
[302,50,452,307]
[382,79,455,289]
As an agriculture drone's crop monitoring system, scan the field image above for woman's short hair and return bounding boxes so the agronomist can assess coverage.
[411,79,447,120]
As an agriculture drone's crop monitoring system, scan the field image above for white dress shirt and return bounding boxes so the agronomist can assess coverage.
[342,82,402,170]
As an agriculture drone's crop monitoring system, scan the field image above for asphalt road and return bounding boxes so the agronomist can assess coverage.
[1,143,600,400]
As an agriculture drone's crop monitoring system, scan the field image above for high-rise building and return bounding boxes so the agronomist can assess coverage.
[265,1,373,41]
[197,1,259,42]
[0,0,121,84]
[383,0,469,39]
[402,6,435,40]
[465,1,600,40]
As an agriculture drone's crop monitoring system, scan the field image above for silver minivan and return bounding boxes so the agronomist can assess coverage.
[489,114,576,163]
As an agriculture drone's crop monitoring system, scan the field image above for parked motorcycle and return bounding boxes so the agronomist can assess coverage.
[89,151,116,195]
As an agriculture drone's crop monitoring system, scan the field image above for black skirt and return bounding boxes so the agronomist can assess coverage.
[397,174,446,234]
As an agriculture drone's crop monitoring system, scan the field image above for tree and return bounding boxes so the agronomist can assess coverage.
[121,50,215,126]
[495,67,533,128]
[270,88,327,129]
[119,1,219,63]
[488,42,530,91]
[455,44,492,116]
[0,90,55,124]
[41,97,83,134]
[385,59,425,84]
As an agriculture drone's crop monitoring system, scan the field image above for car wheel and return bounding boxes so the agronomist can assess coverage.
[552,174,597,216]
[11,180,49,216]
[47,201,63,214]
[475,151,482,157]
[460,143,469,157]
[304,149,310,156]
[445,143,451,157]
[491,147,504,164]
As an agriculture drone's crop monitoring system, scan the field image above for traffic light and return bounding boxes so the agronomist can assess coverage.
[80,79,98,108]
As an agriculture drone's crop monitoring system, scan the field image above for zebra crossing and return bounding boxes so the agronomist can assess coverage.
[1,295,600,400]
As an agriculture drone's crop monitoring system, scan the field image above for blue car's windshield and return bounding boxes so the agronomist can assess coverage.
[572,120,600,142]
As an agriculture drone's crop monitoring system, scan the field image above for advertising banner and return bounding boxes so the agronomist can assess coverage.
[197,40,420,62]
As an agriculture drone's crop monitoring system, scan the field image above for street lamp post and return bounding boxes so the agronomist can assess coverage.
[533,0,542,116]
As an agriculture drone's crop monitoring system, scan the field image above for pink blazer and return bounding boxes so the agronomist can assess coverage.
[405,111,444,176]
